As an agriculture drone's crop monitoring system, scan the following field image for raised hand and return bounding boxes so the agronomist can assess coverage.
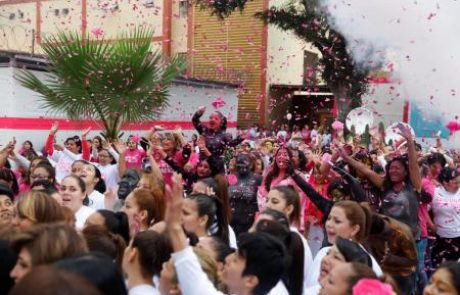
[50,121,59,134]
[113,139,127,154]
[164,172,184,227]
[82,127,91,138]
[397,123,413,141]
[197,106,206,114]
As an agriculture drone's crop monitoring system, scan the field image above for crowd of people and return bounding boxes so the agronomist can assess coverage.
[1,105,460,295]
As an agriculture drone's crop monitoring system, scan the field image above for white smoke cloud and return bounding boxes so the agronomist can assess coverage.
[322,0,460,121]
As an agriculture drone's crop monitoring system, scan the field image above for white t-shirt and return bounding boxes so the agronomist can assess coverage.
[306,245,383,287]
[75,205,96,230]
[290,227,314,293]
[88,190,105,211]
[433,187,460,238]
[50,149,84,183]
[129,284,159,295]
[97,163,120,192]
[267,280,289,295]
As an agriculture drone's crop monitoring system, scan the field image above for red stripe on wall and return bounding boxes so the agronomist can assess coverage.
[0,117,237,130]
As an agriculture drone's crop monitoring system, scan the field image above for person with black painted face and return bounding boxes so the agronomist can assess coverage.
[112,169,141,211]
[229,153,262,236]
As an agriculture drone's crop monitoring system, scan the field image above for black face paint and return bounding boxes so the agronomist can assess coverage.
[117,169,140,200]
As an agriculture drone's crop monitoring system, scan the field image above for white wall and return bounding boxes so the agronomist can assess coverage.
[0,67,238,149]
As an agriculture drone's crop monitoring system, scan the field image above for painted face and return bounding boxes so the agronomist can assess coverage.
[196,161,211,179]
[208,112,222,131]
[388,160,407,184]
[319,245,346,281]
[325,206,358,244]
[59,177,85,213]
[98,150,112,166]
[236,155,251,176]
[319,263,352,295]
[181,198,204,235]
[10,248,32,284]
[0,195,14,227]
[265,190,292,218]
[118,170,140,200]
[29,166,51,185]
[424,268,459,295]
[275,148,290,169]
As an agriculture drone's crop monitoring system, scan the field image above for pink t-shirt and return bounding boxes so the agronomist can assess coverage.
[419,177,438,238]
[124,148,146,170]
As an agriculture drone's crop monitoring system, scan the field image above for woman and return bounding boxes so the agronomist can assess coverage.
[339,124,421,240]
[306,201,383,287]
[192,106,242,173]
[124,135,146,170]
[0,184,14,228]
[82,225,126,268]
[136,170,166,223]
[13,191,65,230]
[90,135,103,162]
[123,231,172,294]
[182,193,230,245]
[431,167,460,267]
[424,262,460,295]
[121,188,156,238]
[306,236,373,294]
[85,209,130,244]
[19,140,38,158]
[95,148,120,192]
[255,201,313,294]
[76,163,106,210]
[59,175,95,230]
[28,163,57,188]
[319,262,377,295]
[9,223,87,283]
[45,122,90,183]
[197,236,233,271]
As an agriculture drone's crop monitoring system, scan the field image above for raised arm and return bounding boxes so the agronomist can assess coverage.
[81,127,91,160]
[113,140,127,177]
[331,164,367,203]
[339,147,384,189]
[192,106,206,135]
[290,169,333,215]
[45,122,59,156]
[0,139,16,168]
[397,124,421,192]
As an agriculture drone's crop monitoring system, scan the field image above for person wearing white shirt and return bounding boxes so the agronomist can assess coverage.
[167,173,287,295]
[75,163,106,210]
[122,231,169,295]
[305,201,383,287]
[95,147,121,192]
[59,175,95,230]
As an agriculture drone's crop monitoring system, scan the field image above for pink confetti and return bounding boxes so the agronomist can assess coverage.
[211,97,226,109]
[91,27,104,38]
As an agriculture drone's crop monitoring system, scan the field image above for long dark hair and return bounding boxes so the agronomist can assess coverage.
[383,156,410,190]
[90,164,106,194]
[255,219,304,295]
[187,193,230,245]
[264,147,293,192]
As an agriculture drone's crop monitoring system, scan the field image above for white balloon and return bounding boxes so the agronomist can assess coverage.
[345,107,374,135]
[385,122,415,145]
[286,113,292,120]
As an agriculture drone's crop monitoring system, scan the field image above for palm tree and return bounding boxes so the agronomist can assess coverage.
[16,28,186,140]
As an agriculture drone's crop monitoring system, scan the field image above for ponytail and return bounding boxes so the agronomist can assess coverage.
[187,193,230,245]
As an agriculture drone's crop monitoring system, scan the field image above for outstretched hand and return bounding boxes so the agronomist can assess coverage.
[82,127,91,138]
[397,123,413,141]
[164,172,184,228]
[50,121,59,134]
